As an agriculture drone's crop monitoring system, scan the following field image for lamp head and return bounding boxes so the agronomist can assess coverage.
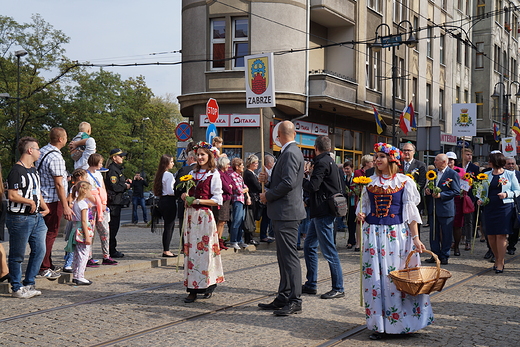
[15,50,28,58]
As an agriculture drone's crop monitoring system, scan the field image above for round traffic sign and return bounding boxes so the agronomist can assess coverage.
[272,122,282,147]
[206,123,218,144]
[206,98,219,123]
[175,122,192,142]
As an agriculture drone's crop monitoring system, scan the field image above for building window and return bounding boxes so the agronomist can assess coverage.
[366,47,381,91]
[504,51,509,79]
[441,0,447,10]
[335,129,364,167]
[427,26,433,58]
[220,128,243,160]
[397,57,405,99]
[496,0,503,24]
[439,34,445,65]
[426,83,432,118]
[211,19,226,69]
[477,0,486,16]
[494,45,501,72]
[458,0,463,10]
[464,89,469,103]
[439,89,445,120]
[457,38,462,64]
[456,86,461,103]
[233,18,248,68]
[475,92,484,120]
[465,42,470,67]
[476,42,484,68]
[513,58,518,80]
[512,13,518,36]
[393,0,406,23]
[413,77,418,111]
[368,0,383,13]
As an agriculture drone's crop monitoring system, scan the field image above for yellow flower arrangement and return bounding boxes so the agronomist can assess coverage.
[353,176,372,185]
[476,173,488,181]
[179,174,193,182]
[464,172,472,180]
[426,170,437,181]
[176,175,196,206]
[406,173,415,180]
[426,170,441,195]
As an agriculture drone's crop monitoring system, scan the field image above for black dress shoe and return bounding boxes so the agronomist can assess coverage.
[202,292,212,299]
[440,259,448,265]
[346,244,353,249]
[454,249,461,256]
[162,253,178,257]
[424,257,436,263]
[354,248,360,252]
[184,294,197,303]
[273,302,302,316]
[320,290,345,299]
[507,249,515,255]
[258,300,286,310]
[369,332,384,340]
[111,251,125,258]
[302,285,317,295]
[0,273,11,282]
[483,249,494,259]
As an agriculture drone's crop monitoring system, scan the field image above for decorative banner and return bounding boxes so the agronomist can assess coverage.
[245,52,276,108]
[452,103,477,137]
[501,137,517,157]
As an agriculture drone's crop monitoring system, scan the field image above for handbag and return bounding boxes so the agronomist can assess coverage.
[462,193,475,214]
[327,162,348,217]
[243,205,256,232]
[75,222,94,243]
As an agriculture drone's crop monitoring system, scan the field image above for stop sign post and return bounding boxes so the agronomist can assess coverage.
[206,98,219,123]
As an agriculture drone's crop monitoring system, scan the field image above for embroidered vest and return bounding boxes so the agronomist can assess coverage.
[365,182,406,225]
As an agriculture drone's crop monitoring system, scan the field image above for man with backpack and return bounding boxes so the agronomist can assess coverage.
[36,127,73,279]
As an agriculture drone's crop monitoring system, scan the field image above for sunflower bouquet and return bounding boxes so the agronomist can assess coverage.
[426,170,442,195]
[460,172,474,197]
[472,173,489,206]
[352,176,372,197]
[176,174,197,206]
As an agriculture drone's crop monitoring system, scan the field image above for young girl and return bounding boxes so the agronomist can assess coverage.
[63,169,89,272]
[71,181,94,285]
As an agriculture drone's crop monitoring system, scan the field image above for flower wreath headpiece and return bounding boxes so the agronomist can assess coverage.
[193,141,212,151]
[373,142,402,166]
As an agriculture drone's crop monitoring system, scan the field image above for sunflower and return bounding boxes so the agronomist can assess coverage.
[353,176,372,185]
[476,173,488,180]
[467,178,473,186]
[406,173,415,180]
[426,170,437,181]
[464,172,472,180]
[180,174,193,182]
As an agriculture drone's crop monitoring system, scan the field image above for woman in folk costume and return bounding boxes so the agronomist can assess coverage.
[356,143,433,340]
[181,141,224,303]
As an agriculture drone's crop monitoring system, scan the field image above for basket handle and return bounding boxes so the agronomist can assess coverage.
[405,249,441,281]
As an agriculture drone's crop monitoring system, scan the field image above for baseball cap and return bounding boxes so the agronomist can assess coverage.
[110,148,127,157]
[446,151,457,160]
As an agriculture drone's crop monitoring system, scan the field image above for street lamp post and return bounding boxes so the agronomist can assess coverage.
[141,117,150,175]
[372,21,417,145]
[491,81,520,137]
[15,49,28,158]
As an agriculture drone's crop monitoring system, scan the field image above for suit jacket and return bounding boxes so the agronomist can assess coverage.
[465,162,480,176]
[403,158,427,191]
[265,142,307,221]
[426,167,461,217]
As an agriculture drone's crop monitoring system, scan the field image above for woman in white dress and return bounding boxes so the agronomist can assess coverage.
[356,143,433,340]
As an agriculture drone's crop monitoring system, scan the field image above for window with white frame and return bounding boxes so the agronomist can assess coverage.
[427,26,433,58]
[426,83,432,117]
[440,34,445,64]
[211,18,226,69]
[393,0,407,23]
[465,42,470,67]
[366,47,381,91]
[439,89,445,120]
[233,18,248,68]
[398,57,405,99]
[368,0,383,13]
[477,0,486,16]
[475,92,484,120]
[496,0,503,24]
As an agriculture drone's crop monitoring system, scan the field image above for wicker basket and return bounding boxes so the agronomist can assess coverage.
[388,249,452,296]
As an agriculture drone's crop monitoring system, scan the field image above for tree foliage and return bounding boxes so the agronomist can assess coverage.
[0,15,184,181]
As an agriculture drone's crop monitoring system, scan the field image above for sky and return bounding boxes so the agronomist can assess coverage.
[2,0,182,99]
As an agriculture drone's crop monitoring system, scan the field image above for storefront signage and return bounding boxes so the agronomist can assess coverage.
[200,114,260,127]
[440,133,457,145]
[294,120,329,135]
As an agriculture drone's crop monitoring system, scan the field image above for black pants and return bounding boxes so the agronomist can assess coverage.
[108,204,122,255]
[158,196,177,252]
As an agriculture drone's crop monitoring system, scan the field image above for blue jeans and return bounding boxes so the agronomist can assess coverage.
[297,207,310,247]
[230,201,245,243]
[303,215,344,292]
[132,196,148,222]
[7,213,47,292]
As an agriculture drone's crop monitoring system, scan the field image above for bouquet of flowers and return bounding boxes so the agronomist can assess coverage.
[176,174,196,206]
[472,173,489,206]
[352,176,372,197]
[426,170,441,195]
[406,172,421,192]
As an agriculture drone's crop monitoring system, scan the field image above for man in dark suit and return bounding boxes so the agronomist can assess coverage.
[402,142,427,225]
[425,153,461,265]
[461,148,480,251]
[259,121,307,316]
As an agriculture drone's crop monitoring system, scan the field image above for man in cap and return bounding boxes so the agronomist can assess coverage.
[105,149,131,258]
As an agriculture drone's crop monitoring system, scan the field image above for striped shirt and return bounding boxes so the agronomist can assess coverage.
[7,164,41,214]
[36,144,68,203]
[229,170,246,204]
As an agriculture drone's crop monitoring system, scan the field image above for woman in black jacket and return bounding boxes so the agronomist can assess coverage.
[243,155,261,245]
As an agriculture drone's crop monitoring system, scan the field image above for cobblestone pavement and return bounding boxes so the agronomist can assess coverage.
[1,223,519,347]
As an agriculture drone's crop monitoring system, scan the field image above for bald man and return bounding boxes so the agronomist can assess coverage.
[425,153,461,265]
[258,121,306,316]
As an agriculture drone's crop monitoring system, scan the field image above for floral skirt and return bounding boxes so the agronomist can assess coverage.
[183,207,225,290]
[362,222,434,334]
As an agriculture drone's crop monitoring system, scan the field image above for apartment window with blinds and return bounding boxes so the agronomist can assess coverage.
[475,92,484,120]
[211,19,226,69]
[476,42,484,68]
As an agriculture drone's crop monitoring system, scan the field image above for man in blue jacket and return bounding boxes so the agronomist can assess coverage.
[301,135,344,299]
[425,153,461,265]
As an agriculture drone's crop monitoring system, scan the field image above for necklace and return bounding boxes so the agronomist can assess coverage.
[379,174,395,185]
[193,170,208,181]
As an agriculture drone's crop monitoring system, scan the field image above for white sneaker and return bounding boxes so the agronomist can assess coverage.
[26,285,42,296]
[12,286,37,299]
[230,242,241,250]
[38,269,61,280]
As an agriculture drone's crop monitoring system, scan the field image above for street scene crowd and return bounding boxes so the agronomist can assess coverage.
[1,120,519,341]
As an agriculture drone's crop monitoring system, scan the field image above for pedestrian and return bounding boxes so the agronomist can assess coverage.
[69,181,95,285]
[343,160,357,249]
[302,135,344,299]
[355,154,374,178]
[69,121,98,170]
[153,154,178,257]
[243,154,261,245]
[425,154,461,265]
[228,157,250,249]
[446,152,466,257]
[505,157,520,255]
[477,152,520,273]
[213,156,235,250]
[130,172,149,224]
[258,121,307,316]
[0,169,9,283]
[259,154,275,242]
[356,142,432,340]
[105,148,131,258]
[86,154,117,265]
[36,127,73,280]
[461,148,480,250]
[6,137,50,298]
[180,141,224,303]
